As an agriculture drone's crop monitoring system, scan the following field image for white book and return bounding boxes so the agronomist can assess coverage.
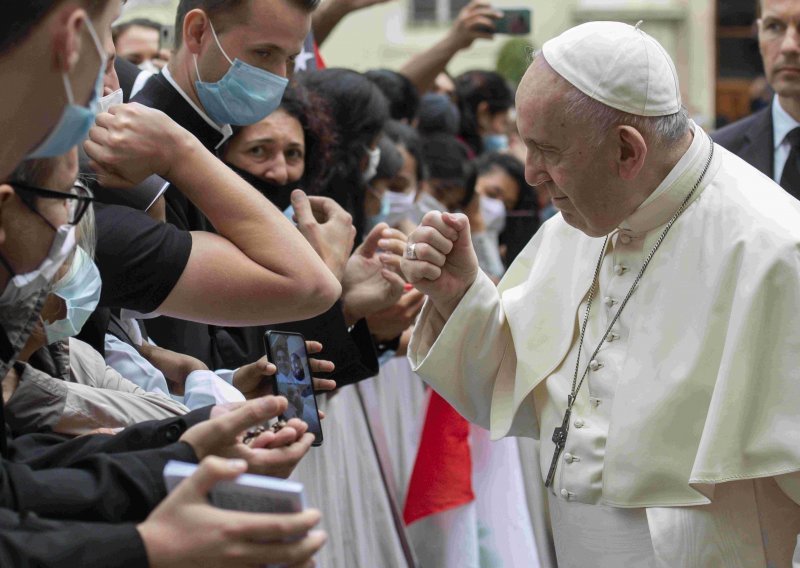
[163,460,306,514]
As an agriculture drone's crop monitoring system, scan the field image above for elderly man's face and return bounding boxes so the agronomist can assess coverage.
[516,61,623,237]
[759,0,800,99]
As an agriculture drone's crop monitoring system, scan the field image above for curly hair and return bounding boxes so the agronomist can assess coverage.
[278,84,336,195]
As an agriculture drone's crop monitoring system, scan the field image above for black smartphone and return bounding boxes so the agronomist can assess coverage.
[264,331,323,446]
[494,8,531,35]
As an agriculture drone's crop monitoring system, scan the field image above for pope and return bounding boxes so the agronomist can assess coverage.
[402,21,800,566]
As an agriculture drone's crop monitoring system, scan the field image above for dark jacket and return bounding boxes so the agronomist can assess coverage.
[711,105,774,178]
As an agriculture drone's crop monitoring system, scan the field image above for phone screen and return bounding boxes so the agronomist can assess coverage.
[265,331,323,446]
[494,8,531,35]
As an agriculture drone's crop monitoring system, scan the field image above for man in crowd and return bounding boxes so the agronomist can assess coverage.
[0,1,328,564]
[403,21,800,565]
[113,17,169,70]
[714,0,800,198]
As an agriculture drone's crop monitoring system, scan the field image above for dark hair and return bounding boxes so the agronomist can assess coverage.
[421,133,474,208]
[454,70,514,156]
[476,152,540,267]
[384,120,426,182]
[276,84,336,194]
[417,93,461,137]
[296,68,390,241]
[0,0,111,54]
[9,157,62,188]
[174,0,320,48]
[365,69,420,123]
[112,18,162,43]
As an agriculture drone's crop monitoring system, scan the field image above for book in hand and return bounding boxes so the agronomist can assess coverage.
[163,460,306,514]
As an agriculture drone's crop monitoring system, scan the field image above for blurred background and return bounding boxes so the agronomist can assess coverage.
[120,0,766,130]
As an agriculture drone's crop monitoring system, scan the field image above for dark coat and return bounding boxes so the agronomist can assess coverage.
[711,105,774,178]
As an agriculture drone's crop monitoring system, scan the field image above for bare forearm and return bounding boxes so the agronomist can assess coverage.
[399,34,462,94]
[312,0,351,46]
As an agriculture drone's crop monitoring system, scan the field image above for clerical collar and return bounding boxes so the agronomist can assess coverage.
[161,66,232,150]
[619,121,715,235]
[772,96,800,151]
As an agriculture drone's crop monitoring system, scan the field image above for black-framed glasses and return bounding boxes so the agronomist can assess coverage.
[8,180,94,228]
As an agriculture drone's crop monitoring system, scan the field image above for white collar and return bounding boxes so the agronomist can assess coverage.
[772,96,800,150]
[161,66,232,148]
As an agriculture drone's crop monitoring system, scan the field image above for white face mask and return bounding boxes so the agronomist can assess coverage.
[138,60,161,75]
[480,195,507,235]
[363,146,381,182]
[98,88,124,114]
[386,190,417,217]
[0,225,77,308]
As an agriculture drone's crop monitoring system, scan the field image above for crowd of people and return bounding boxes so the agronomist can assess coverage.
[3,0,800,565]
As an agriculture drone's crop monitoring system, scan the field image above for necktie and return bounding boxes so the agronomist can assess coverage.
[779,127,800,200]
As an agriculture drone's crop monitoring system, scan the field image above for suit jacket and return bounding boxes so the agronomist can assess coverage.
[711,105,774,178]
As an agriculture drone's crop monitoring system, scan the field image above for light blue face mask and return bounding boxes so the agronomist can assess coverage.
[44,247,102,345]
[28,18,107,159]
[482,134,510,153]
[194,22,289,126]
[366,190,391,232]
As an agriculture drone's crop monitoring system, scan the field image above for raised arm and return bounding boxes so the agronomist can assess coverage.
[398,1,500,94]
[85,103,341,325]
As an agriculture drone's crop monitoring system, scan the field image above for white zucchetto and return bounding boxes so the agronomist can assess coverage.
[542,21,682,117]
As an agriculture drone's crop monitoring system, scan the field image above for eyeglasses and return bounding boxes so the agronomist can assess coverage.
[8,180,94,228]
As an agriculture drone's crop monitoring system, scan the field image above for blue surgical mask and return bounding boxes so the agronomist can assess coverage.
[44,247,101,344]
[194,22,288,126]
[482,134,509,153]
[28,18,107,159]
[366,189,391,232]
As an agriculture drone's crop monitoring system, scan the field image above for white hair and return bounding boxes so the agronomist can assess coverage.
[533,53,690,148]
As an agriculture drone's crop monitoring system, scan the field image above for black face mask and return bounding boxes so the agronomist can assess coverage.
[225,163,299,213]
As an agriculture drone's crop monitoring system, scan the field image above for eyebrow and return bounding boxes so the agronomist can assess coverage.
[249,43,302,58]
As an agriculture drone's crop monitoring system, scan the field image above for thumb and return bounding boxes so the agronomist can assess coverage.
[442,212,472,248]
[291,190,314,225]
[359,222,388,258]
[176,456,248,500]
[209,396,282,442]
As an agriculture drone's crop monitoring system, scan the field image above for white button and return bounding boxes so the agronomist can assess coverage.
[589,359,601,371]
[614,264,627,275]
[564,453,574,463]
[560,489,569,498]
[606,332,620,342]
[619,233,632,244]
[574,419,585,428]
[604,296,616,307]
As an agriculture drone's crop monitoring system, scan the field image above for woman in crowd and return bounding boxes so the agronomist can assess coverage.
[454,69,515,156]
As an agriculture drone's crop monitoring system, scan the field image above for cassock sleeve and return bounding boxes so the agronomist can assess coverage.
[0,508,148,567]
[408,270,515,430]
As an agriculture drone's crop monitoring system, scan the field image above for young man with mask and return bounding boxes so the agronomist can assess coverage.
[0,2,328,565]
[96,0,406,385]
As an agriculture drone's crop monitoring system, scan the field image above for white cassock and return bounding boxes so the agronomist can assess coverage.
[409,125,800,567]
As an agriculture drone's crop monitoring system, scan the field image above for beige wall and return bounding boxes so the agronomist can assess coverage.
[320,0,717,125]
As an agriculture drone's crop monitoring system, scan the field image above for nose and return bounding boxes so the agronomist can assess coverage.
[263,153,289,185]
[525,147,551,187]
[780,24,800,55]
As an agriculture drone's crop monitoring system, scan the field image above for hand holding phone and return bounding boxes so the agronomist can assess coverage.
[493,8,531,35]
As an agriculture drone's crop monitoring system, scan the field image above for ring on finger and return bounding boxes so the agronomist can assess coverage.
[406,242,418,260]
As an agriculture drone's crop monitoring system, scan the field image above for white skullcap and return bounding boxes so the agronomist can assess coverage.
[541,21,681,117]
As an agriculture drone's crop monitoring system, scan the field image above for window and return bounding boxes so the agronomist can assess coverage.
[410,0,470,24]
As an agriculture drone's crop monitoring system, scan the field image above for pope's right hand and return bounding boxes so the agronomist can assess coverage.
[401,211,479,318]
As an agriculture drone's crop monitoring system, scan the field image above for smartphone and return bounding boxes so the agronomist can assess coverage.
[264,331,323,446]
[494,8,531,35]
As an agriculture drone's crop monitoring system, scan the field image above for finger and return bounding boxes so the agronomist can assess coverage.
[213,397,284,441]
[381,228,408,242]
[405,260,443,283]
[400,288,426,305]
[379,253,402,271]
[305,341,323,355]
[291,190,316,225]
[318,410,326,421]
[309,358,334,374]
[251,425,298,448]
[377,237,407,256]
[410,242,447,267]
[176,456,248,500]
[307,195,347,222]
[414,225,456,255]
[226,509,323,542]
[93,111,117,129]
[381,268,407,292]
[240,530,327,565]
[312,377,336,392]
[359,222,388,258]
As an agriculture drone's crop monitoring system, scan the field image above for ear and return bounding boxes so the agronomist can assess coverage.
[183,9,210,56]
[52,8,89,73]
[616,125,647,181]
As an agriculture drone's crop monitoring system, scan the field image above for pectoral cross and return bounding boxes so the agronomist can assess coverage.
[545,407,571,487]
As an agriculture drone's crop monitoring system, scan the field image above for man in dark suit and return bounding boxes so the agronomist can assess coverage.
[713,0,800,199]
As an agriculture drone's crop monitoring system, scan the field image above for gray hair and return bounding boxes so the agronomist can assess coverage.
[76,203,96,260]
[534,53,690,148]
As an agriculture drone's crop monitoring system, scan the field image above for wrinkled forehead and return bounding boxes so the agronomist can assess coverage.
[515,61,570,140]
